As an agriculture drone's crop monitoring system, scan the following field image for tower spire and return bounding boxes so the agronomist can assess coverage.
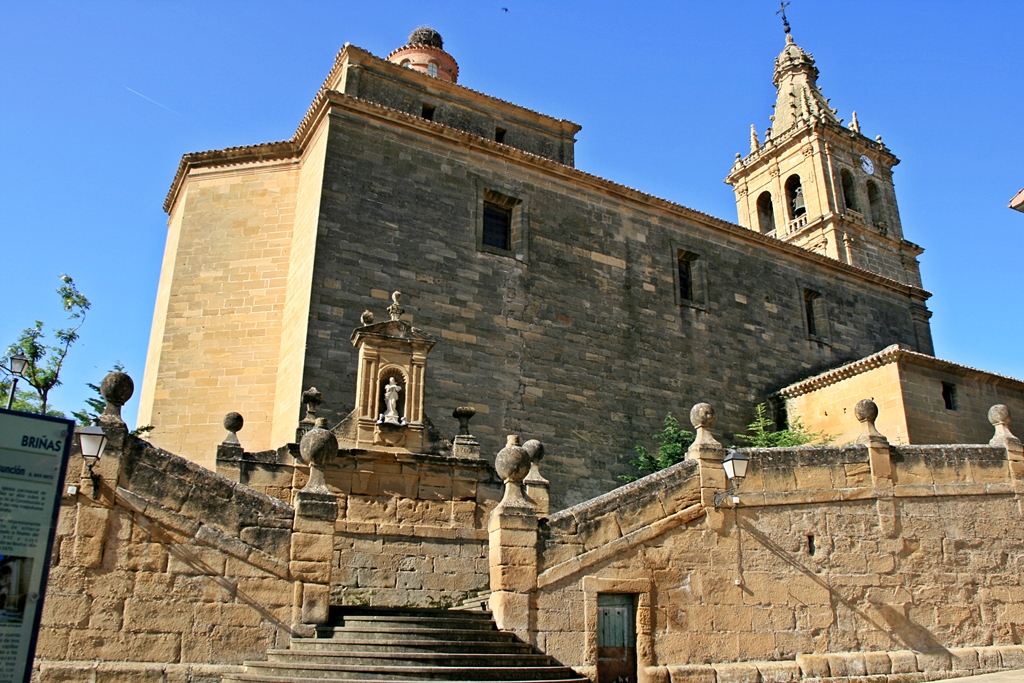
[776,1,792,35]
[750,125,760,153]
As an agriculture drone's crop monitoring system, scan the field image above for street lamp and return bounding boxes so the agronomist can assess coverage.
[714,448,750,508]
[78,424,108,498]
[5,352,29,410]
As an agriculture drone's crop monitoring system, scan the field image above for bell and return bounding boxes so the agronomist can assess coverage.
[792,187,806,216]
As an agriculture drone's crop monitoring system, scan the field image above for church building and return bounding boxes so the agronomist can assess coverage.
[140,26,975,510]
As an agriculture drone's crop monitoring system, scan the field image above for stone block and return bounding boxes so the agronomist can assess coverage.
[95,664,166,683]
[976,646,1002,670]
[795,653,829,678]
[711,662,759,683]
[237,577,292,606]
[302,582,330,624]
[863,651,892,675]
[41,593,91,628]
[490,590,531,633]
[995,645,1024,669]
[948,647,979,671]
[889,650,919,673]
[123,599,194,633]
[667,665,716,683]
[290,559,331,583]
[490,563,537,592]
[755,661,799,683]
[291,532,333,561]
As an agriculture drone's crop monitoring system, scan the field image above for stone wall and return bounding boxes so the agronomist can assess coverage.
[301,94,932,509]
[485,401,1024,682]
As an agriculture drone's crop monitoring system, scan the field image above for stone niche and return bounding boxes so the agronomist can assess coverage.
[336,293,440,454]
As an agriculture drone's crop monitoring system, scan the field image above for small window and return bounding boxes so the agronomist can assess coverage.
[495,127,506,144]
[941,382,958,411]
[803,288,828,340]
[482,203,511,250]
[400,60,411,68]
[477,188,522,258]
[673,248,705,309]
[807,535,816,556]
[427,62,439,78]
[421,104,435,121]
[756,191,776,234]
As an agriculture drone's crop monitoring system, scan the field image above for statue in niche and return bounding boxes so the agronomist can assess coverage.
[379,376,405,426]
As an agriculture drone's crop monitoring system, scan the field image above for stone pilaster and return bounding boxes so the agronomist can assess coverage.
[488,435,537,640]
[291,421,339,636]
[855,399,896,537]
[687,403,726,531]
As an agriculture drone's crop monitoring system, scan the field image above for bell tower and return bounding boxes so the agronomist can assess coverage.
[725,28,924,288]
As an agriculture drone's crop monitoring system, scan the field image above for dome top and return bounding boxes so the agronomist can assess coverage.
[408,27,443,49]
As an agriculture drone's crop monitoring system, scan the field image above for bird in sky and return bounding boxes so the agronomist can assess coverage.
[501,7,509,12]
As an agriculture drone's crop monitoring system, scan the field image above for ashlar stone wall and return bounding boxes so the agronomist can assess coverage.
[487,401,1024,683]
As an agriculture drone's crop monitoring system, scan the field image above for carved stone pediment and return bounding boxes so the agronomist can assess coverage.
[350,319,437,348]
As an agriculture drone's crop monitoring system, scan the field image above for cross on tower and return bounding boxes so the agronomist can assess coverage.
[776,0,792,34]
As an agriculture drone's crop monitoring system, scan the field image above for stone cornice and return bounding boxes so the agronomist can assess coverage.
[777,344,1024,399]
[164,88,931,303]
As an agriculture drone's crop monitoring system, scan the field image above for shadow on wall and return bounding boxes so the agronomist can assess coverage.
[738,519,947,654]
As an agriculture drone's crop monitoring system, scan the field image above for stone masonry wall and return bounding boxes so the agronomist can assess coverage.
[522,430,1024,681]
[37,435,298,682]
[302,101,930,509]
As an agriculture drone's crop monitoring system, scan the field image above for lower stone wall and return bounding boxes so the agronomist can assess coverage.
[660,644,1024,682]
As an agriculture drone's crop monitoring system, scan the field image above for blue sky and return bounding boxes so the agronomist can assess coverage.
[1,1,1021,428]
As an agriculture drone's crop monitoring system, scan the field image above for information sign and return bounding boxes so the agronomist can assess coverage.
[0,408,75,683]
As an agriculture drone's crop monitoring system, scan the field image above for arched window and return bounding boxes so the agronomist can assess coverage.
[785,175,806,219]
[840,169,858,212]
[400,60,411,68]
[756,191,776,234]
[427,62,439,78]
[867,180,883,224]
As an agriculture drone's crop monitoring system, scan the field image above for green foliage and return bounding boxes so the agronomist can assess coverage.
[3,275,90,416]
[620,413,695,482]
[736,402,834,447]
[71,362,155,437]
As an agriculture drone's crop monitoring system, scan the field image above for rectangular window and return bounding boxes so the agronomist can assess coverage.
[678,254,693,302]
[495,127,507,144]
[476,188,523,259]
[941,382,958,411]
[674,249,705,309]
[802,288,829,341]
[421,103,435,121]
[482,202,512,250]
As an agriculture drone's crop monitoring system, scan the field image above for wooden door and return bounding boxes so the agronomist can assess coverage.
[597,593,636,683]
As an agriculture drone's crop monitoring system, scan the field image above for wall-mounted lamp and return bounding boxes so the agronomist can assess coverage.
[78,424,108,498]
[5,352,29,410]
[714,448,749,508]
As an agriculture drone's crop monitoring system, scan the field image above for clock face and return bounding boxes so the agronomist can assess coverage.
[860,155,875,175]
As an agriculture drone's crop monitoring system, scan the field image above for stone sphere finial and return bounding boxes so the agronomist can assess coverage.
[690,403,716,430]
[387,291,405,321]
[989,404,1011,426]
[523,439,545,464]
[299,422,338,493]
[222,412,243,446]
[855,399,878,424]
[453,406,476,435]
[408,27,443,49]
[99,371,134,423]
[360,310,374,326]
[495,434,530,484]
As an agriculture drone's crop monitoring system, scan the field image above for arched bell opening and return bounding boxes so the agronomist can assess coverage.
[840,169,859,212]
[756,191,776,234]
[785,174,806,219]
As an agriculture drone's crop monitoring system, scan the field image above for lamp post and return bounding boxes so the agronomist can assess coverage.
[714,448,749,508]
[78,424,108,498]
[5,352,29,410]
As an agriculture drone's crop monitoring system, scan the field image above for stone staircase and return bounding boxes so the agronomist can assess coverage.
[221,606,587,683]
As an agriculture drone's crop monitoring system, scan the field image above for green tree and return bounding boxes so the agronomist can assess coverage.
[736,402,834,447]
[620,413,695,482]
[72,362,154,437]
[2,274,90,416]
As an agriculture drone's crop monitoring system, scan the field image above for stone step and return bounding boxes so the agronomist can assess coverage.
[450,590,491,613]
[332,616,497,632]
[231,663,583,681]
[266,651,554,667]
[290,640,533,654]
[223,677,588,683]
[314,628,513,643]
[328,606,493,623]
